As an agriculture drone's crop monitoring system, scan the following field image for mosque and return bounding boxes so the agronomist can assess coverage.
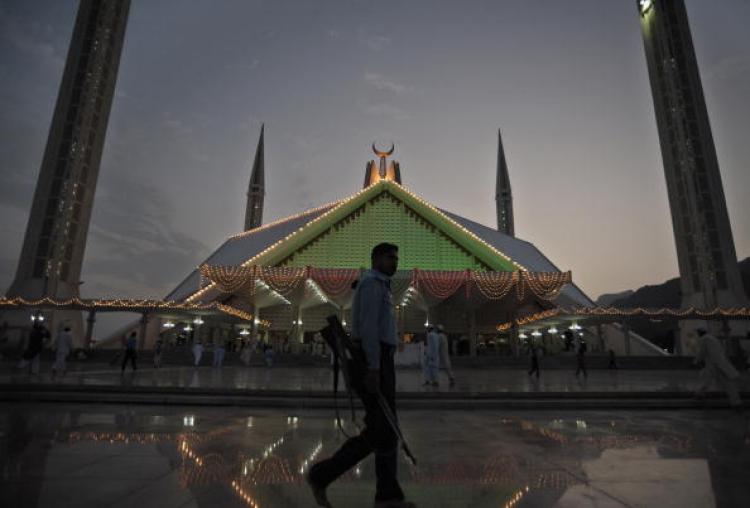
[136,128,664,357]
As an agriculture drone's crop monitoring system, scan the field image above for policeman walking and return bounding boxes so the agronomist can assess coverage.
[307,243,415,508]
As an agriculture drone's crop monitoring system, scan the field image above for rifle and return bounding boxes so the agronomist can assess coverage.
[320,315,417,466]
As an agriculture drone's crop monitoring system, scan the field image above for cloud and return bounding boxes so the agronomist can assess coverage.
[357,30,391,51]
[82,176,210,297]
[364,102,410,120]
[364,72,410,94]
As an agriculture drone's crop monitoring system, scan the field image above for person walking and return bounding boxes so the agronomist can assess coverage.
[51,326,73,378]
[121,331,138,373]
[192,340,203,367]
[307,243,415,508]
[608,349,618,370]
[213,339,226,368]
[528,343,540,379]
[437,325,455,387]
[423,326,440,387]
[575,340,588,379]
[240,336,255,366]
[694,328,743,412]
[153,338,164,369]
[18,321,49,375]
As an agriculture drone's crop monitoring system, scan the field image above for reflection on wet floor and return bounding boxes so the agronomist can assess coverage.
[0,405,748,507]
[4,365,748,394]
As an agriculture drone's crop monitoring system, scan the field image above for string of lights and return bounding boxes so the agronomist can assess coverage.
[200,265,571,304]
[309,268,360,297]
[496,305,750,331]
[186,180,532,303]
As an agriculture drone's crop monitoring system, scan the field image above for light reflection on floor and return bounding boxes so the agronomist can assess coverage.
[0,405,748,507]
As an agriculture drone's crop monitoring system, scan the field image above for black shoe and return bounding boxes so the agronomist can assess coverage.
[449,378,456,387]
[305,471,332,507]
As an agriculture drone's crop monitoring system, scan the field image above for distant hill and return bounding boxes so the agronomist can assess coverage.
[597,257,750,351]
[596,290,634,307]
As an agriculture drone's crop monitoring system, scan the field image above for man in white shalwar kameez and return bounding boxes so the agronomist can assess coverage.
[437,325,455,387]
[52,326,73,377]
[694,328,742,412]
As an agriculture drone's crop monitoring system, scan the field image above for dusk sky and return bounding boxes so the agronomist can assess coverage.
[2,0,749,311]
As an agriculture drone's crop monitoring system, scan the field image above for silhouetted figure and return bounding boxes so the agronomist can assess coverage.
[308,243,415,508]
[52,326,73,377]
[212,339,226,368]
[528,344,540,379]
[263,344,275,367]
[575,341,588,379]
[153,338,163,368]
[423,326,440,387]
[437,325,455,387]
[608,349,618,370]
[121,331,138,372]
[192,341,203,366]
[240,337,255,366]
[18,321,49,374]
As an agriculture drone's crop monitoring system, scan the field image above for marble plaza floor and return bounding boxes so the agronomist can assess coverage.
[2,363,749,395]
[0,403,748,507]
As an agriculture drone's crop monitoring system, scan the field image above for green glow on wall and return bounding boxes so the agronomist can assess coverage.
[274,184,518,271]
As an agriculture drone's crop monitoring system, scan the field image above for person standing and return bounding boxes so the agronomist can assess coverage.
[192,340,203,367]
[121,331,138,373]
[437,325,455,387]
[153,338,164,369]
[528,343,540,379]
[423,326,440,387]
[213,338,226,368]
[608,349,618,370]
[307,243,415,508]
[575,340,588,379]
[51,326,73,377]
[694,328,743,412]
[240,336,254,366]
[18,321,49,375]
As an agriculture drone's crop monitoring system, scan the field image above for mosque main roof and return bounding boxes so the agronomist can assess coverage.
[167,180,592,308]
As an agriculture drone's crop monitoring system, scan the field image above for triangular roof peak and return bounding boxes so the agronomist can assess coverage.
[225,180,525,272]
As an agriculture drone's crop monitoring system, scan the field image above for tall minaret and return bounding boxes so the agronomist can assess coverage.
[495,129,514,236]
[8,0,130,339]
[244,124,265,230]
[638,0,747,347]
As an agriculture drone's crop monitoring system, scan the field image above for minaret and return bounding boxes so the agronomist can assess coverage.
[638,0,747,347]
[495,129,514,236]
[244,124,265,231]
[7,0,130,339]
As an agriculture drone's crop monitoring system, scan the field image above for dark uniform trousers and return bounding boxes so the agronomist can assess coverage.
[309,342,404,502]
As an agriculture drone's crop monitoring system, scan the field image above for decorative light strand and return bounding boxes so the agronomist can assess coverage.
[186,180,531,303]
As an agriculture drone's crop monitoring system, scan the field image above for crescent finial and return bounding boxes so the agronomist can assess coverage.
[372,142,395,158]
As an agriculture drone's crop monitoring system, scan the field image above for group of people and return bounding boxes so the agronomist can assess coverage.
[189,337,271,368]
[422,324,455,387]
[526,341,621,380]
[16,321,74,377]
